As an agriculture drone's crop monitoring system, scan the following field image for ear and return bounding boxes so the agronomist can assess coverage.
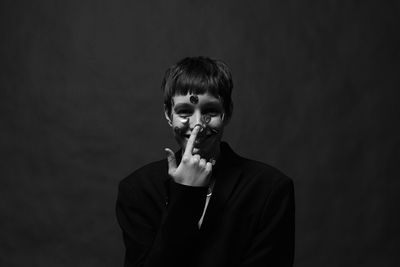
[164,105,172,126]
[222,113,230,126]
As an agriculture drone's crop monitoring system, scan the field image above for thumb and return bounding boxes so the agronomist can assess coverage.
[164,148,177,174]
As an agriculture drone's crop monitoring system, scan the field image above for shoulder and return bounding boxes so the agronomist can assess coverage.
[241,157,291,185]
[237,157,294,197]
[119,159,168,193]
[221,142,292,188]
[219,142,294,203]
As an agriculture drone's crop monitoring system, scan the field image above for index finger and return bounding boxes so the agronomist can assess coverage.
[183,125,201,157]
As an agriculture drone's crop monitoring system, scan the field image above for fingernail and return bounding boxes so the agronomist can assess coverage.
[194,124,204,132]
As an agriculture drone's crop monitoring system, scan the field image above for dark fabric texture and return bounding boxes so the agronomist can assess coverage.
[116,142,295,267]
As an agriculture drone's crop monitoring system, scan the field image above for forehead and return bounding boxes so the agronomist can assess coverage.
[172,93,221,105]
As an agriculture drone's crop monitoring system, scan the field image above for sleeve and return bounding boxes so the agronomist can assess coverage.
[116,178,208,267]
[239,177,295,267]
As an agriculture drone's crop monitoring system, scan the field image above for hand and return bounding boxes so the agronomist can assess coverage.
[165,125,213,187]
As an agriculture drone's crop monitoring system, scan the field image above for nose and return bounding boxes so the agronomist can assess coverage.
[189,111,202,129]
[189,112,211,135]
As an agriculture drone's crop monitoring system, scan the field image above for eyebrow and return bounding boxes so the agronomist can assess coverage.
[174,101,222,110]
[201,102,223,109]
[173,103,193,110]
[173,101,222,110]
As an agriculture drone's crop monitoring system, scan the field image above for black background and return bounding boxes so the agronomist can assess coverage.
[1,0,399,266]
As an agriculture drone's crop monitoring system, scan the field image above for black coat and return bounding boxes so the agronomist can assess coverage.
[116,142,295,267]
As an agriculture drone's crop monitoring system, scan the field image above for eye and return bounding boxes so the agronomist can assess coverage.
[176,109,193,118]
[203,108,222,117]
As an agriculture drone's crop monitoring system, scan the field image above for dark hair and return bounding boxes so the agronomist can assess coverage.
[162,56,233,120]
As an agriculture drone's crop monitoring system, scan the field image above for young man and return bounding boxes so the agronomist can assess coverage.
[116,57,295,267]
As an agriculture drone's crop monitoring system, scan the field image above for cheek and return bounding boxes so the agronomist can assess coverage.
[171,114,189,135]
[208,117,224,129]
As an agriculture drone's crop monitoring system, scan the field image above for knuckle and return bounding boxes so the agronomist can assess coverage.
[205,163,212,172]
[199,159,206,168]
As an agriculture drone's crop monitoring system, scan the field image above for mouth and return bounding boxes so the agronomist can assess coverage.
[184,133,214,146]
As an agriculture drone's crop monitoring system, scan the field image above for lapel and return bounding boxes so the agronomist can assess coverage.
[166,142,244,230]
[200,142,243,230]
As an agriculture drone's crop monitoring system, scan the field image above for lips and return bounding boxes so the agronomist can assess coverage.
[184,133,213,146]
[195,136,209,144]
[183,134,212,140]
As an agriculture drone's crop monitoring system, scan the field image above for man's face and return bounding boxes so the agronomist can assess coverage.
[166,93,226,160]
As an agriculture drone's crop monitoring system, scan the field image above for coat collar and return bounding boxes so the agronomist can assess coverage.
[171,142,244,230]
[201,142,243,230]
